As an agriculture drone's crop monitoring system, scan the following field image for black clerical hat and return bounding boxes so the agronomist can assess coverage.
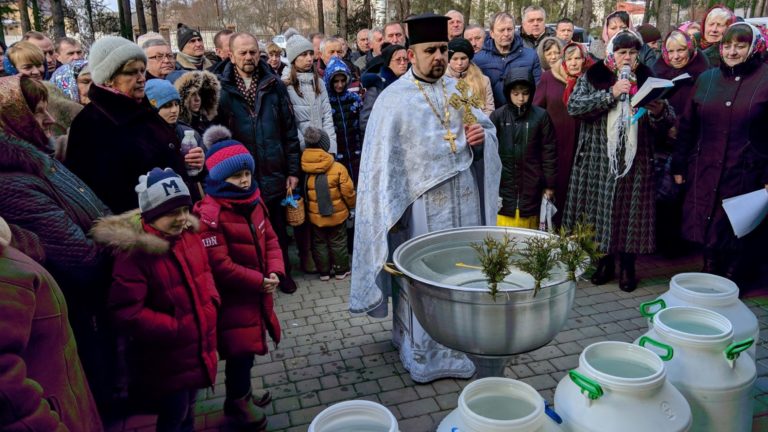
[405,13,450,45]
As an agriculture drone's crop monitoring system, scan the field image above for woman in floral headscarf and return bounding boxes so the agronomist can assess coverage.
[50,59,92,105]
[673,22,768,283]
[700,4,736,68]
[533,41,593,226]
[564,30,675,292]
[589,10,633,61]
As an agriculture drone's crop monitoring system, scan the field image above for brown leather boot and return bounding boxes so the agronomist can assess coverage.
[224,391,267,429]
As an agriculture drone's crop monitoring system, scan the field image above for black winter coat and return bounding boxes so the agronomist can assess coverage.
[490,68,557,218]
[66,84,190,214]
[215,60,301,203]
[673,58,768,250]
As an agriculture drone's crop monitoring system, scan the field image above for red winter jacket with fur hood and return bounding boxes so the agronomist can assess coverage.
[194,195,283,359]
[92,210,219,399]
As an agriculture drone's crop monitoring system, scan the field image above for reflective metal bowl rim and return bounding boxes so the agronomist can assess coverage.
[392,226,585,293]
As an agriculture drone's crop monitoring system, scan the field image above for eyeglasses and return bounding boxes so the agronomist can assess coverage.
[148,54,174,61]
[392,57,409,64]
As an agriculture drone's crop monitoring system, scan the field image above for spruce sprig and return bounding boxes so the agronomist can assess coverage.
[516,235,559,297]
[470,234,516,301]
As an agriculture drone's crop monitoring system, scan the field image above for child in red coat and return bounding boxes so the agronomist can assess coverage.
[193,126,284,430]
[92,168,219,432]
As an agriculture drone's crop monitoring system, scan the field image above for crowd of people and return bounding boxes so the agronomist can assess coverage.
[1,3,767,430]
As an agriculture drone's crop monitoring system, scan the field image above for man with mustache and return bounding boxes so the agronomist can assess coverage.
[350,13,501,383]
[214,32,302,294]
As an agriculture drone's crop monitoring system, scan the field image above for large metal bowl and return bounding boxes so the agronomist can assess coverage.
[392,227,581,357]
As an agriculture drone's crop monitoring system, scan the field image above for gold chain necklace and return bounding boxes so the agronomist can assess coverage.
[413,77,458,153]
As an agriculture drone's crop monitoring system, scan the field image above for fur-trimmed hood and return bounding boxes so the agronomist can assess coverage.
[174,70,221,124]
[0,129,51,178]
[91,209,199,255]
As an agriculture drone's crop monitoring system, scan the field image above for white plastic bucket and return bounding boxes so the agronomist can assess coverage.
[639,272,758,359]
[308,400,398,432]
[438,377,563,432]
[554,341,691,432]
[637,306,755,432]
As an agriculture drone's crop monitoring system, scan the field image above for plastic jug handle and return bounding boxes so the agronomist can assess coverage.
[725,338,754,361]
[639,299,666,321]
[544,400,563,424]
[569,370,603,400]
[638,336,674,361]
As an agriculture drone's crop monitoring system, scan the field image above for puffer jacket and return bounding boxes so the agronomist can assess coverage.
[92,211,219,399]
[324,57,363,182]
[360,66,400,136]
[281,65,338,153]
[490,68,558,218]
[301,148,356,227]
[193,194,283,359]
[0,241,103,432]
[474,34,542,108]
[214,60,301,203]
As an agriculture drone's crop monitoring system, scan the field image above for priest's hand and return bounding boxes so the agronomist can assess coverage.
[185,147,205,170]
[286,176,298,190]
[465,123,485,147]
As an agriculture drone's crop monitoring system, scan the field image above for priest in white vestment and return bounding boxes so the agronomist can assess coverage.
[349,13,502,383]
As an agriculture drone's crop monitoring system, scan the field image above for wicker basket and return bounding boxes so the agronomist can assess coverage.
[285,187,305,226]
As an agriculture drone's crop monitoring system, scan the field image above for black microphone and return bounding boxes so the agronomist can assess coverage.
[619,65,630,102]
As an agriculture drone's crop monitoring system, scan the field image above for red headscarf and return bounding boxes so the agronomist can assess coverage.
[0,75,50,149]
[561,42,594,106]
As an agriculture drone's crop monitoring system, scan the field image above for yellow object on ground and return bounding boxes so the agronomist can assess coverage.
[497,209,539,229]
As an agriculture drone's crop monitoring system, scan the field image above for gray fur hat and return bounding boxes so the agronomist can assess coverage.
[303,127,330,152]
[89,36,147,85]
[286,34,314,65]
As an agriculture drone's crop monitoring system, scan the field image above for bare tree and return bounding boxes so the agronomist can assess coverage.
[338,0,348,37]
[576,0,593,30]
[18,0,32,33]
[657,0,673,34]
[51,0,66,37]
[30,0,42,30]
[136,0,147,34]
[478,0,486,26]
[148,0,159,31]
[643,0,654,24]
[318,0,324,32]
[120,0,132,38]
[462,0,471,23]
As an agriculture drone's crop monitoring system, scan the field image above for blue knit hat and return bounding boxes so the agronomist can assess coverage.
[203,125,256,181]
[135,167,192,222]
[145,79,180,110]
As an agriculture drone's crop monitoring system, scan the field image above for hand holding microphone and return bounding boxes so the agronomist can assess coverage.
[612,65,632,101]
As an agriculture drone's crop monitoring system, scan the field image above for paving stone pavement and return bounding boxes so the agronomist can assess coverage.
[107,253,768,432]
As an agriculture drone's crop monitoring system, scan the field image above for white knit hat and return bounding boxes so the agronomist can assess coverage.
[89,36,148,85]
[285,34,314,65]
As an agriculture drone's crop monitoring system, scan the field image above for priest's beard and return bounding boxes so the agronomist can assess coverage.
[412,61,446,82]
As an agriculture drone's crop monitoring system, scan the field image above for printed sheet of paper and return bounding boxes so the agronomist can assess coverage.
[722,189,768,238]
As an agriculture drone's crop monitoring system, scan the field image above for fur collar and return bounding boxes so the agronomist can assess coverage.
[585,60,653,91]
[91,209,199,255]
[174,70,221,123]
[0,130,51,177]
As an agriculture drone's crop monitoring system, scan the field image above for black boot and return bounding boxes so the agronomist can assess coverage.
[619,252,638,292]
[590,254,615,285]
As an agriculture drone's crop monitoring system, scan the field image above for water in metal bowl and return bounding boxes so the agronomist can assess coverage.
[392,227,581,357]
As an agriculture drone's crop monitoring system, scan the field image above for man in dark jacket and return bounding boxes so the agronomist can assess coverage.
[215,32,302,294]
[475,12,542,108]
[519,6,555,49]
[490,68,557,227]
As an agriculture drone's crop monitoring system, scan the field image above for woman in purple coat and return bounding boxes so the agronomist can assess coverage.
[533,42,592,225]
[673,23,768,281]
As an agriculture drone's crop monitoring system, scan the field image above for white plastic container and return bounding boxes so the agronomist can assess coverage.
[640,272,759,359]
[308,400,398,432]
[554,341,691,432]
[636,306,755,432]
[438,377,563,432]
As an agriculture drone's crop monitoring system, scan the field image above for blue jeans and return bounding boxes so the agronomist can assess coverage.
[156,389,197,432]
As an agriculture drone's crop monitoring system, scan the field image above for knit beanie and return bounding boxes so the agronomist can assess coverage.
[448,37,474,61]
[177,23,202,52]
[145,79,180,110]
[286,34,314,65]
[89,36,147,85]
[303,126,330,152]
[135,168,192,222]
[637,24,662,44]
[203,125,256,181]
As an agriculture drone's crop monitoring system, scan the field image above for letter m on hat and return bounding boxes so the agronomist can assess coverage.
[162,179,182,196]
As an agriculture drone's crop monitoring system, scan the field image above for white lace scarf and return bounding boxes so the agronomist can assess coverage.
[606,97,638,178]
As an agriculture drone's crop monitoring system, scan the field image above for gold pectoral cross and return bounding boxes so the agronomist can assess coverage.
[449,79,484,125]
[443,129,458,153]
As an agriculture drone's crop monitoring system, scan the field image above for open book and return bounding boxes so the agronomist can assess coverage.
[631,73,692,108]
